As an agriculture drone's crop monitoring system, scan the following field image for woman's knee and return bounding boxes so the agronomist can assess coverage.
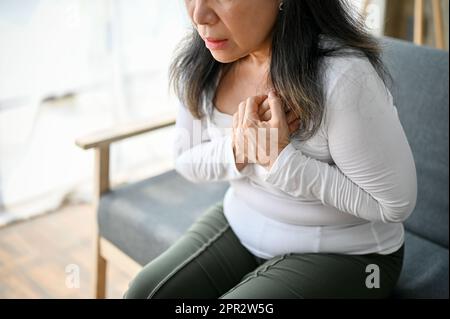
[124,201,260,298]
[123,262,163,299]
[123,202,226,299]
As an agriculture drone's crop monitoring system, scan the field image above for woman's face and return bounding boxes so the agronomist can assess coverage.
[184,0,280,63]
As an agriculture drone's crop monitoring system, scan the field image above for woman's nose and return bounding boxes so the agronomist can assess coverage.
[191,0,218,26]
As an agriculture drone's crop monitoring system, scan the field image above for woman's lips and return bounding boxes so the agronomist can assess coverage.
[204,38,228,50]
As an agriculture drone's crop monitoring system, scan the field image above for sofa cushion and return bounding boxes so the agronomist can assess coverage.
[98,170,229,266]
[381,38,449,248]
[393,231,449,298]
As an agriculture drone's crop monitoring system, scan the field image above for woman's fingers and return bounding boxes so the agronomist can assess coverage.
[239,91,298,124]
[233,109,246,164]
[261,105,294,122]
[232,112,239,129]
[262,110,271,121]
[244,95,267,125]
[238,101,246,126]
[258,99,271,119]
[267,91,287,123]
[262,109,296,122]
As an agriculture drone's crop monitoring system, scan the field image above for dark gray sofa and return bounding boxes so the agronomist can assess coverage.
[381,38,449,298]
[97,37,449,298]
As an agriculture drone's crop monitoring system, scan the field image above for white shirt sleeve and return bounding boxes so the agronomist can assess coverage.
[263,59,418,223]
[173,101,245,183]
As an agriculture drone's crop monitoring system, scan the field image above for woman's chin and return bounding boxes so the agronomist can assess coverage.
[209,52,240,64]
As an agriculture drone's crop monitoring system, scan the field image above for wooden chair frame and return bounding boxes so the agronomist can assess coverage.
[75,116,175,298]
[362,0,445,49]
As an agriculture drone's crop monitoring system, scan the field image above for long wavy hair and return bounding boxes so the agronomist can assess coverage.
[169,0,392,141]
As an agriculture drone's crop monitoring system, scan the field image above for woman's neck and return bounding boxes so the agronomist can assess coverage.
[232,55,272,94]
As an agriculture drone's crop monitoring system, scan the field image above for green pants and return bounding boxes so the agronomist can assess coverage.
[124,201,404,299]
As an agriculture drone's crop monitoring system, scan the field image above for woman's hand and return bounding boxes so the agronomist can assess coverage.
[232,91,300,171]
[259,95,301,133]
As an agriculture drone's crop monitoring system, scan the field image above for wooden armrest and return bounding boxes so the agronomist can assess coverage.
[75,114,176,150]
[75,114,176,197]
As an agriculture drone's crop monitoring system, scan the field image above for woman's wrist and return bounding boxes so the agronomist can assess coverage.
[260,142,289,170]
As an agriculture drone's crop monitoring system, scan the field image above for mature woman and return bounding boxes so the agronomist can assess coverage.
[124,0,417,299]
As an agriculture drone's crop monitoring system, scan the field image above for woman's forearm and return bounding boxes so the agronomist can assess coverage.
[263,137,417,224]
[175,135,246,183]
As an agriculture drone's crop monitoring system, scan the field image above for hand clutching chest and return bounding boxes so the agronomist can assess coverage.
[232,91,301,171]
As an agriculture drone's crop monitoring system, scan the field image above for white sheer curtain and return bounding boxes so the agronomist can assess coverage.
[353,0,387,36]
[0,0,189,225]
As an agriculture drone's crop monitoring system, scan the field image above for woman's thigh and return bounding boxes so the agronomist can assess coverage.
[123,201,260,299]
[220,246,404,299]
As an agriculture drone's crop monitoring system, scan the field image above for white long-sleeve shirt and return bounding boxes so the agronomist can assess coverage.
[173,50,417,258]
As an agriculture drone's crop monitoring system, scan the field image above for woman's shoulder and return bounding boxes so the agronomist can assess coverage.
[320,53,381,101]
[319,35,378,86]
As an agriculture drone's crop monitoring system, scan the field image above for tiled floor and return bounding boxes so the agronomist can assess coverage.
[0,203,138,299]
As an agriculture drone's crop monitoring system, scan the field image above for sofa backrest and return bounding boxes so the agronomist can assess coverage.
[381,37,449,248]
